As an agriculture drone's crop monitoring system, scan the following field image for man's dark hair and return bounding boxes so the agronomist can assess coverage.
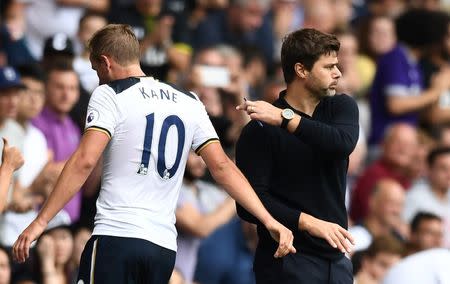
[427,147,450,167]
[44,59,75,83]
[410,212,442,233]
[16,64,46,82]
[396,9,450,49]
[281,28,340,84]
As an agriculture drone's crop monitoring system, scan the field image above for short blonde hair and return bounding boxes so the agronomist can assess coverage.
[88,24,140,66]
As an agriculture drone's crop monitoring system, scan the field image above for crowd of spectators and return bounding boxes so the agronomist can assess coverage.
[0,0,450,283]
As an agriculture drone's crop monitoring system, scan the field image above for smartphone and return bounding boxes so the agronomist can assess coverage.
[197,65,230,88]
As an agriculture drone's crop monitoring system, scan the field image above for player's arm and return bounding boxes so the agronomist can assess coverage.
[13,130,109,263]
[237,95,359,158]
[199,142,296,258]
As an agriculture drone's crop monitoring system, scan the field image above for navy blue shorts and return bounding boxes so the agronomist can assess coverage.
[77,235,176,284]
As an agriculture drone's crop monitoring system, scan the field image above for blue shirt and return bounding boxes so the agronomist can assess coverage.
[369,44,423,145]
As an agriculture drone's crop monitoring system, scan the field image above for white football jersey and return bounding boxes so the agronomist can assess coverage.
[85,77,219,251]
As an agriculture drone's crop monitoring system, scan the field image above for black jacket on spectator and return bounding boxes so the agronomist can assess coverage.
[236,91,359,260]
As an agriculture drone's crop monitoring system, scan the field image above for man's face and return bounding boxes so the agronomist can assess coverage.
[78,16,107,48]
[46,70,79,115]
[429,153,450,192]
[0,87,22,120]
[366,252,401,281]
[412,219,444,251]
[236,1,266,33]
[18,77,45,121]
[304,52,341,98]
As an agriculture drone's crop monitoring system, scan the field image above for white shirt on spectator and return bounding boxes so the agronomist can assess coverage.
[402,180,450,247]
[382,248,450,284]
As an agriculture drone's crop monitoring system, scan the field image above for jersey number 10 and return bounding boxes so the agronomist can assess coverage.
[137,113,185,180]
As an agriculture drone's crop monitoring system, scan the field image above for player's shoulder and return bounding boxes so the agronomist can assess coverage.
[163,82,201,103]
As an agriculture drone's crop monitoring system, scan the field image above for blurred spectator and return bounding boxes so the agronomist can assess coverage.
[407,129,435,181]
[354,235,404,284]
[409,0,442,10]
[335,29,373,136]
[241,46,267,100]
[0,138,24,214]
[68,226,91,283]
[194,218,256,284]
[0,0,36,67]
[261,77,285,103]
[0,245,11,284]
[34,224,74,284]
[418,12,450,130]
[333,0,354,31]
[70,12,107,134]
[271,0,303,63]
[335,30,364,97]
[186,46,239,152]
[357,15,396,62]
[0,66,25,151]
[0,66,33,214]
[190,0,274,66]
[350,178,407,252]
[433,124,450,146]
[382,248,450,284]
[42,33,75,72]
[23,0,109,59]
[32,61,81,223]
[216,45,251,152]
[406,212,444,255]
[0,64,52,250]
[368,9,450,146]
[175,151,236,283]
[350,123,417,222]
[302,0,336,33]
[109,0,176,80]
[366,0,407,18]
[73,12,107,94]
[403,147,450,247]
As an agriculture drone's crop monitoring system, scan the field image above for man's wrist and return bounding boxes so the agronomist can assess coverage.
[298,212,312,232]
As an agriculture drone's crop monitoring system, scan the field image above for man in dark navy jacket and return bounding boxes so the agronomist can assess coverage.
[236,28,359,284]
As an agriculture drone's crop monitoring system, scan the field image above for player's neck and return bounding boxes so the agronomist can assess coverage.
[285,83,320,116]
[111,64,146,81]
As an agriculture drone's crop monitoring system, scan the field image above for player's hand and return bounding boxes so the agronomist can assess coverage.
[236,100,283,126]
[265,219,296,258]
[2,138,24,171]
[13,218,48,263]
[299,213,354,254]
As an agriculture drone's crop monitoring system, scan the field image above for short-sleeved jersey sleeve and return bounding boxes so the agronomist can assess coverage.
[84,85,120,138]
[191,103,219,154]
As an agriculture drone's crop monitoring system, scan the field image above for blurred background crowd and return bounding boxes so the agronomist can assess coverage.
[0,0,450,283]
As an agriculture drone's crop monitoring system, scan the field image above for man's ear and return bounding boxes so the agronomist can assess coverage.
[294,63,307,79]
[100,55,111,69]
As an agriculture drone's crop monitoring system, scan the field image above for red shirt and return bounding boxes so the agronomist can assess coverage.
[349,159,412,222]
